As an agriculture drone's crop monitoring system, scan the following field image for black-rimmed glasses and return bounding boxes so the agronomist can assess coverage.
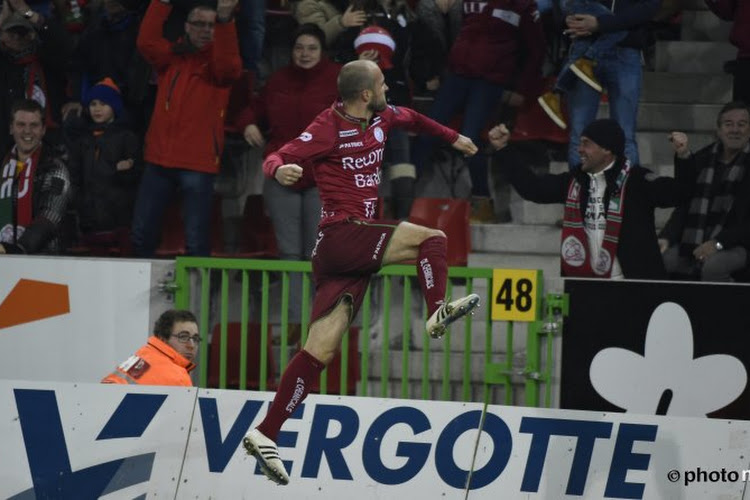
[171,331,202,344]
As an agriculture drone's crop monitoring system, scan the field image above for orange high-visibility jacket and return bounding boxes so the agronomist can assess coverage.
[102,336,195,386]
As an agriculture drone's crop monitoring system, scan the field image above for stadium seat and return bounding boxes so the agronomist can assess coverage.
[208,322,276,390]
[155,195,224,257]
[307,327,360,396]
[408,198,471,267]
[236,194,279,258]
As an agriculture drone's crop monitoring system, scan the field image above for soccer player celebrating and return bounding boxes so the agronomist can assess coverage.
[243,60,481,485]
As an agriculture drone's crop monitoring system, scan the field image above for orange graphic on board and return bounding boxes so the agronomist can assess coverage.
[0,279,70,329]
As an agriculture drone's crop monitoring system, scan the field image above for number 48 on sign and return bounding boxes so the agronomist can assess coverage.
[491,269,542,322]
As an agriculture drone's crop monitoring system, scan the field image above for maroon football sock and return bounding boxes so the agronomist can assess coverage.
[417,235,448,316]
[256,349,324,442]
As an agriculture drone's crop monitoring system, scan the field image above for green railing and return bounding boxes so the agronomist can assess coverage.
[173,257,565,407]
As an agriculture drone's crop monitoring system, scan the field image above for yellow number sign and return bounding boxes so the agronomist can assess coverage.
[491,269,541,322]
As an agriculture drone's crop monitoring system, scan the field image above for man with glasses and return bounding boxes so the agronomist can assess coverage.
[130,0,241,257]
[102,309,200,386]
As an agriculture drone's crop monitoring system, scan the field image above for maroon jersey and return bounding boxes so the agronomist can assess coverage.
[263,101,458,227]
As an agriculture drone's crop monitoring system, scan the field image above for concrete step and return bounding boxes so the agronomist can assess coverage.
[598,102,723,132]
[469,251,560,277]
[641,72,732,104]
[471,223,561,254]
[681,10,732,42]
[637,131,716,166]
[654,40,735,73]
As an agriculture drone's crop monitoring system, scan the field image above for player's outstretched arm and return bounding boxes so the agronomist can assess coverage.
[452,134,478,157]
[275,164,304,186]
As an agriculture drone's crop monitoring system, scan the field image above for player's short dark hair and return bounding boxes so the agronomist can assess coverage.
[292,23,327,50]
[10,98,44,122]
[717,101,750,126]
[337,61,376,102]
[153,309,198,341]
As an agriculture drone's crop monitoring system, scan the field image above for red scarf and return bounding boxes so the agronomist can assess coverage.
[560,162,631,278]
[0,148,40,240]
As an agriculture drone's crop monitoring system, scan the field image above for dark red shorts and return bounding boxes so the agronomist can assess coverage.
[310,219,400,324]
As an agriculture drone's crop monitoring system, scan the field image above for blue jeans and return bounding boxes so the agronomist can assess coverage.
[556,0,627,93]
[131,164,216,256]
[566,46,642,168]
[412,73,504,197]
[238,0,265,73]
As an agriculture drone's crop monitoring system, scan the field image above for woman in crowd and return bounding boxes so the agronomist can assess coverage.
[235,23,340,342]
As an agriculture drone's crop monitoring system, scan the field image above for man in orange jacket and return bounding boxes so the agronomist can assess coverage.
[131,0,242,257]
[102,309,199,386]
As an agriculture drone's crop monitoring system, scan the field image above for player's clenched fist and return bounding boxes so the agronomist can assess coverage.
[275,164,304,186]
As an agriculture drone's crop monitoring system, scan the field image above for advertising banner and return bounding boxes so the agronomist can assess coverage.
[561,279,750,420]
[0,256,151,383]
[2,380,750,499]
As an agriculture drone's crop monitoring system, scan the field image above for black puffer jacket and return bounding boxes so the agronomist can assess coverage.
[68,120,141,233]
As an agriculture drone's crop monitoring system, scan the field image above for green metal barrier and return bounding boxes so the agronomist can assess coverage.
[173,257,565,406]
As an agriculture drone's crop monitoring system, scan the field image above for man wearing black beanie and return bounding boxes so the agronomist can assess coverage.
[488,119,692,280]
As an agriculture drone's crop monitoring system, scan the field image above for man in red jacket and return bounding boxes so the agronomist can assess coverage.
[131,0,241,256]
[242,60,481,486]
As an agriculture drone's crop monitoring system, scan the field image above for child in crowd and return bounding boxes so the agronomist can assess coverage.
[68,77,140,255]
[537,0,627,129]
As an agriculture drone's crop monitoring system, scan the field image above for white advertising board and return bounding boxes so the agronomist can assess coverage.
[1,380,749,499]
[0,380,194,499]
[0,256,151,382]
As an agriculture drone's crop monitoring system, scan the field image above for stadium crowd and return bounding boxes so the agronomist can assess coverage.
[0,0,748,281]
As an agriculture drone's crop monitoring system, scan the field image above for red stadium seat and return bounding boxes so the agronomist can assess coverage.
[155,195,223,257]
[408,198,471,267]
[208,322,276,390]
[236,194,279,258]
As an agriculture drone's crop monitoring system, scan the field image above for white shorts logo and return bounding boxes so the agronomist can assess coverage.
[562,236,586,267]
[299,132,313,142]
[374,126,384,143]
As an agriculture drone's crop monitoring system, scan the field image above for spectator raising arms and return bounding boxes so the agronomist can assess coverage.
[659,102,750,282]
[0,0,73,154]
[130,0,242,257]
[489,119,692,280]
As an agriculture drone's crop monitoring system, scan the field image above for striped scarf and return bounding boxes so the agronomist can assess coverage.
[679,142,749,256]
[561,160,631,277]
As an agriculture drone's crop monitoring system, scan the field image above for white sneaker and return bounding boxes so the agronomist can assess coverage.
[243,428,290,485]
[426,294,480,339]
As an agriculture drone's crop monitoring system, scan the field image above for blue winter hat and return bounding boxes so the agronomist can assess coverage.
[85,77,123,118]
